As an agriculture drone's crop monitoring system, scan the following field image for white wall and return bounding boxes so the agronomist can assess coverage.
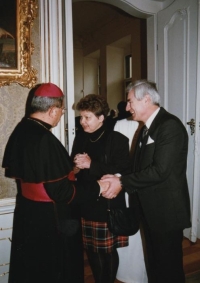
[74,49,99,116]
[74,45,125,113]
[83,56,99,96]
[107,46,125,111]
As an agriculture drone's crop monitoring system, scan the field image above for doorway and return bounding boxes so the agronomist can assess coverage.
[72,1,147,115]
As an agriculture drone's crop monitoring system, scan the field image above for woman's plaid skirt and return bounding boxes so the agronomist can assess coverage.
[81,218,129,253]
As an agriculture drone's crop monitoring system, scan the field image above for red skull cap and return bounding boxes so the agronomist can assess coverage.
[35,83,64,97]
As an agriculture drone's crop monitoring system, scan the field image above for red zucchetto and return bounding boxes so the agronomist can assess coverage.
[35,83,64,97]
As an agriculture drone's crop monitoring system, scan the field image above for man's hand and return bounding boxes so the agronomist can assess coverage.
[97,180,109,194]
[100,174,122,199]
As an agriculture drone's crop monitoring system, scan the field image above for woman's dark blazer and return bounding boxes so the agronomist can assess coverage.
[121,107,191,233]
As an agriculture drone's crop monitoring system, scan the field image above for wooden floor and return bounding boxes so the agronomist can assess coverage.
[84,237,200,283]
[182,237,200,275]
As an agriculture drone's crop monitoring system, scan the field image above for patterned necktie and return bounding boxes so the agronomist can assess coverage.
[142,125,148,140]
[129,122,144,158]
[132,124,147,171]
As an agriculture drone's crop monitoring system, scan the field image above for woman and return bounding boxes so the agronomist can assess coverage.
[71,94,131,283]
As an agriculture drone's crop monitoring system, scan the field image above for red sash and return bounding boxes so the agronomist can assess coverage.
[21,171,75,202]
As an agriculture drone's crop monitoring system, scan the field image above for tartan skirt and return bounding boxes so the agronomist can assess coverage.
[81,218,129,253]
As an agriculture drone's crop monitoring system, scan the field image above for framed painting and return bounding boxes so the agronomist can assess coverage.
[0,0,38,88]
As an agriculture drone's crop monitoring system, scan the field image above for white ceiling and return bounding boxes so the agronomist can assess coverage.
[73,2,134,49]
[72,2,131,38]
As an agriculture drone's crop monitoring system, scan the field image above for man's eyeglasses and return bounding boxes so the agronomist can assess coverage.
[61,107,66,112]
[55,106,66,113]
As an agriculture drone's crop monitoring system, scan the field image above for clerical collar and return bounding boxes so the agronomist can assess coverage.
[27,117,52,130]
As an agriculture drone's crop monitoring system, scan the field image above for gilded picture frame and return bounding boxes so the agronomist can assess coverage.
[0,0,38,88]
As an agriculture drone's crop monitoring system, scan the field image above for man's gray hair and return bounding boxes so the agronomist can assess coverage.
[126,79,160,106]
[30,96,64,113]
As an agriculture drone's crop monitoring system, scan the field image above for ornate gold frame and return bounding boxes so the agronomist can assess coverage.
[0,0,38,88]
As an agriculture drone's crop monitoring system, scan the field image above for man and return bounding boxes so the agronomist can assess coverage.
[102,80,191,283]
[2,83,107,283]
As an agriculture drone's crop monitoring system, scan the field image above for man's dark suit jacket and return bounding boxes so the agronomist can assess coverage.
[121,107,191,233]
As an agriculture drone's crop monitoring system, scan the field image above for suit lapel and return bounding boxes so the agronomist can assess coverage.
[132,107,168,171]
[147,107,167,138]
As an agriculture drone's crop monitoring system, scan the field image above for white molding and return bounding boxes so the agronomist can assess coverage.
[39,0,75,151]
[0,198,15,214]
[147,15,158,82]
[64,0,76,154]
[163,8,188,111]
[72,0,175,18]
[39,0,66,146]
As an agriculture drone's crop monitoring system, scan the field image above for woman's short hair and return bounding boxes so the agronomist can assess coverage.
[76,94,110,118]
[126,79,160,106]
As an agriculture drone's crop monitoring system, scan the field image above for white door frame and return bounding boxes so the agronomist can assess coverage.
[192,0,200,240]
[39,0,76,153]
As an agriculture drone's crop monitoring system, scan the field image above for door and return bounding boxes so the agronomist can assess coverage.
[157,0,199,241]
